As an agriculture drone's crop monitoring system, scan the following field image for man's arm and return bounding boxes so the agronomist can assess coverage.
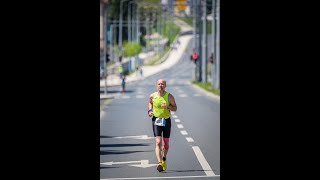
[148,94,153,117]
[168,94,177,111]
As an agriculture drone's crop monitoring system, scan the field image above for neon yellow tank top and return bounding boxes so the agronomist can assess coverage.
[152,92,170,119]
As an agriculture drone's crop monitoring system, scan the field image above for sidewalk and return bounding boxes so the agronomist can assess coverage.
[100,18,193,88]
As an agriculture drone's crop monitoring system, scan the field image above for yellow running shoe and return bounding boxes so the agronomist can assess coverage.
[157,162,163,172]
[161,160,166,171]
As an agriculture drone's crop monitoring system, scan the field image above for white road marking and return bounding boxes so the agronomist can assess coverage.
[121,95,131,99]
[136,95,145,98]
[177,124,184,129]
[193,94,201,96]
[136,91,144,94]
[100,175,219,180]
[186,137,194,142]
[192,146,215,176]
[100,160,158,168]
[171,112,175,115]
[175,119,181,122]
[172,115,178,118]
[178,94,188,97]
[113,135,154,140]
[180,130,188,135]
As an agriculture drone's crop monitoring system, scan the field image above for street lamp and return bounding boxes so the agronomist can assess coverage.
[101,0,110,95]
[119,0,131,61]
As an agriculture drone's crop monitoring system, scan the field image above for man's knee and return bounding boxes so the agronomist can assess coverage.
[163,138,170,150]
[156,138,162,146]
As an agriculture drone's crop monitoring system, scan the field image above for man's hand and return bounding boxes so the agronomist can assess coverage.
[148,109,153,117]
[161,103,168,109]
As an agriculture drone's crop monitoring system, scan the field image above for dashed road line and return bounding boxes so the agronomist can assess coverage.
[180,130,188,135]
[186,137,194,142]
[177,124,184,129]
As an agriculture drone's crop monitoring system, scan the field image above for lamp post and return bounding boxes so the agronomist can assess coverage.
[119,0,130,61]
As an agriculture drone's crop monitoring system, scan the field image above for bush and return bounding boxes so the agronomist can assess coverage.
[124,42,142,57]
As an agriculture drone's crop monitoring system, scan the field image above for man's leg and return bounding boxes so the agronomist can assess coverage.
[155,136,163,162]
[155,136,163,171]
[163,138,170,158]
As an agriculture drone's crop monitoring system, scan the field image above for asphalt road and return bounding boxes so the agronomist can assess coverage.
[100,41,220,180]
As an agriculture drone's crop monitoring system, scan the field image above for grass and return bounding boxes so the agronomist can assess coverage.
[146,47,171,65]
[178,17,193,27]
[192,81,220,96]
[178,17,212,34]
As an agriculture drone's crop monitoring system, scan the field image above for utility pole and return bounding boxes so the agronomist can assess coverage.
[201,0,207,83]
[137,4,140,44]
[197,0,202,82]
[128,1,132,42]
[119,0,130,61]
[215,0,220,89]
[192,0,197,81]
[101,1,108,95]
[211,0,216,87]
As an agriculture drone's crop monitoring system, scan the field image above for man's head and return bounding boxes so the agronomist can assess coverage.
[157,79,166,92]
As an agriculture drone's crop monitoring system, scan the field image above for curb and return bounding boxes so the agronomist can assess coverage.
[187,81,220,102]
[100,94,114,100]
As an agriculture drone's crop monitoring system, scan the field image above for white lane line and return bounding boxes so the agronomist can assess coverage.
[100,175,219,180]
[171,112,175,115]
[175,119,181,123]
[180,130,188,135]
[177,124,184,129]
[136,95,145,98]
[178,94,188,97]
[121,96,131,99]
[186,137,194,142]
[192,146,215,176]
[194,94,201,96]
[172,115,178,118]
[136,91,144,94]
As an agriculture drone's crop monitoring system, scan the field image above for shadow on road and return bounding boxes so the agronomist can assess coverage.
[164,169,212,173]
[100,143,151,148]
[100,150,153,155]
[100,166,119,169]
[100,135,115,138]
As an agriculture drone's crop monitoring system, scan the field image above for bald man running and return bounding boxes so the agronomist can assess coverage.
[148,79,177,172]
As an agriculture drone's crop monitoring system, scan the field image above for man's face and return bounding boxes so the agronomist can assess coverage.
[157,80,166,91]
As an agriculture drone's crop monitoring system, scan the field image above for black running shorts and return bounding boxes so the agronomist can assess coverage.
[152,116,171,138]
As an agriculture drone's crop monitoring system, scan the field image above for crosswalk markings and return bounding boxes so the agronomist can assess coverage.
[103,92,203,100]
[136,95,145,98]
[121,95,130,99]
